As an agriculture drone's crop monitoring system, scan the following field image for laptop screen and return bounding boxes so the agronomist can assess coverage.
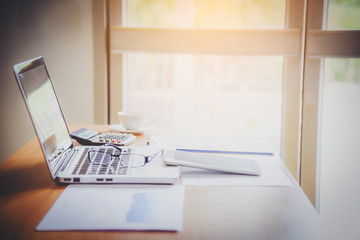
[14,57,73,179]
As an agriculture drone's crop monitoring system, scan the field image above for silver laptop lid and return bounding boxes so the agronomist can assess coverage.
[13,57,73,179]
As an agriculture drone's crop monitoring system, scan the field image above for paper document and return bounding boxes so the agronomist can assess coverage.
[166,150,261,175]
[37,184,185,231]
[148,134,274,155]
[179,156,294,187]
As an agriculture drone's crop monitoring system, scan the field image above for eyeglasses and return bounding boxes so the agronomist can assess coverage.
[87,144,164,168]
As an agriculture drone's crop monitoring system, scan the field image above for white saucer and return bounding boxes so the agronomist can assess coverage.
[109,124,153,134]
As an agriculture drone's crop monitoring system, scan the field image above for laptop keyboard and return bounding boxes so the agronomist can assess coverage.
[72,148,128,176]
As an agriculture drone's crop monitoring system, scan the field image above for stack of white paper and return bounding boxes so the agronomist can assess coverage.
[179,156,294,187]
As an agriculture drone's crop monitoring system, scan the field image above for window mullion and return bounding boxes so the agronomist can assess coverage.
[301,0,325,207]
[111,28,300,56]
[307,30,360,58]
[282,0,306,181]
[109,0,125,124]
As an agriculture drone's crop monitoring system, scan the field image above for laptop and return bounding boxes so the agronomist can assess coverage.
[13,56,179,184]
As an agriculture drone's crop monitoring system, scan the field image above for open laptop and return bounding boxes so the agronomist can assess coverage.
[13,56,179,184]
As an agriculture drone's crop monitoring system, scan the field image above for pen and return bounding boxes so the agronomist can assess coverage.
[146,135,155,145]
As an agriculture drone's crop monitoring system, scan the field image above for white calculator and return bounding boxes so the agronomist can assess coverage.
[70,128,136,146]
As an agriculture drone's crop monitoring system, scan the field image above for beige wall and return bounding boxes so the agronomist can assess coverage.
[0,0,100,163]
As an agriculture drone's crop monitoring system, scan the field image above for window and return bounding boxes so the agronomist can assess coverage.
[318,58,360,238]
[300,0,360,214]
[125,54,283,142]
[108,0,303,176]
[327,0,360,30]
[125,0,286,29]
[123,0,286,151]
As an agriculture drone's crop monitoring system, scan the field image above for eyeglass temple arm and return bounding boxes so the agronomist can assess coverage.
[145,149,164,162]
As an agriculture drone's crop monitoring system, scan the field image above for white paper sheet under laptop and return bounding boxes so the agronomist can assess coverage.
[13,56,179,184]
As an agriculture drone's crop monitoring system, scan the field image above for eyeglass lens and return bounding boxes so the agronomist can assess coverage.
[120,154,145,167]
[89,150,112,165]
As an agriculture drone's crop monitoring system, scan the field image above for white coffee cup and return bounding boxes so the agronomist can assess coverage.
[117,112,155,130]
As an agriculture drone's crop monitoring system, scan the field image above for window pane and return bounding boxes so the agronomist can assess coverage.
[125,0,286,29]
[319,58,360,238]
[124,53,283,154]
[327,0,360,30]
